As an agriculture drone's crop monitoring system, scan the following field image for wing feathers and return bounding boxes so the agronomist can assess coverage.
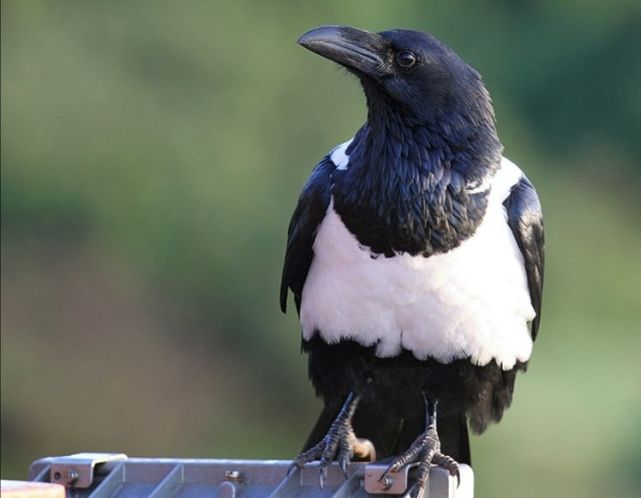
[280,157,334,313]
[503,176,545,339]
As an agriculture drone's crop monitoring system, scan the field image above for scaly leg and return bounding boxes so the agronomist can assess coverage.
[289,393,374,487]
[380,395,459,498]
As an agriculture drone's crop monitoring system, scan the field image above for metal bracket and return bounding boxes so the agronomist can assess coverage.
[49,453,127,488]
[363,462,417,494]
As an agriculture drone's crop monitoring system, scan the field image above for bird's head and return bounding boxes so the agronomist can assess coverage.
[298,25,496,131]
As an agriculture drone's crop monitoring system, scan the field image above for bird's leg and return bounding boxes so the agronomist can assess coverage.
[289,392,374,487]
[380,394,459,498]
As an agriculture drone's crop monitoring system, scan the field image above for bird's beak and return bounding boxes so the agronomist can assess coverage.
[298,25,388,80]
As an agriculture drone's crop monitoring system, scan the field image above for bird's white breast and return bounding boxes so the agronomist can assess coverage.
[300,157,535,369]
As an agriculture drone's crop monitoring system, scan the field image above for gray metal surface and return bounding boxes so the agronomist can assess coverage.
[29,453,473,498]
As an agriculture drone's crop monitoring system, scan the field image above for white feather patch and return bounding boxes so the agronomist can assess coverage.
[330,139,353,170]
[300,157,534,369]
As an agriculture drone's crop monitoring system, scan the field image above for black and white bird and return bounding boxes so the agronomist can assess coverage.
[280,25,544,496]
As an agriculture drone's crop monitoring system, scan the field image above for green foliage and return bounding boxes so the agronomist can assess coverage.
[2,1,640,497]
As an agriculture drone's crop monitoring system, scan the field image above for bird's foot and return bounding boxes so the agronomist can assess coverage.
[289,425,375,486]
[380,402,459,498]
[288,393,374,487]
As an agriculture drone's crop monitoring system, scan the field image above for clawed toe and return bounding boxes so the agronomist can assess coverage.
[381,397,460,498]
[290,426,362,487]
[433,452,460,485]
[289,393,365,487]
[288,441,322,476]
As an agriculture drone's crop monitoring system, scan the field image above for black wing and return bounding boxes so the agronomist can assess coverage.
[280,156,335,314]
[503,175,545,339]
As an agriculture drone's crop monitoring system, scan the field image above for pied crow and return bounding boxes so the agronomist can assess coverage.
[280,25,544,497]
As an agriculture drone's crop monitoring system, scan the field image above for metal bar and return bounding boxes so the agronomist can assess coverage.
[27,454,474,497]
[331,470,363,498]
[50,453,128,489]
[30,464,51,483]
[88,461,125,498]
[148,464,184,498]
[267,467,301,498]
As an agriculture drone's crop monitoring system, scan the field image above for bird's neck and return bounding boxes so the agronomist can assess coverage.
[356,102,502,185]
[333,103,501,257]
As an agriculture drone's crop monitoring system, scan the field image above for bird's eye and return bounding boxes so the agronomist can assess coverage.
[396,51,417,68]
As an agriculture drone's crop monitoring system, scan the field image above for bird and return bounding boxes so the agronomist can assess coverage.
[280,25,544,497]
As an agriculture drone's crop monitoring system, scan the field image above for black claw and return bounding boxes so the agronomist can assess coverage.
[383,463,395,477]
[453,468,461,488]
[339,459,349,479]
[319,466,327,489]
[409,483,426,498]
[319,455,333,490]
[337,438,353,480]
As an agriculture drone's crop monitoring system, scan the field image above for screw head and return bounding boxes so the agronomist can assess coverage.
[224,470,243,483]
[380,476,393,490]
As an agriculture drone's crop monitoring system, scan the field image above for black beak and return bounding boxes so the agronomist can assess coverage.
[297,25,388,80]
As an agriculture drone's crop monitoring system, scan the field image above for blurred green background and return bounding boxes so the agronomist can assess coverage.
[2,1,640,497]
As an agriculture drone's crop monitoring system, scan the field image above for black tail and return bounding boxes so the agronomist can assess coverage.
[304,401,471,465]
[434,412,470,465]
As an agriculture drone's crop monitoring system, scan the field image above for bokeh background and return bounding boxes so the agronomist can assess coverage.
[2,1,640,497]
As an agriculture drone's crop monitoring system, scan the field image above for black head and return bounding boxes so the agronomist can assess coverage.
[298,25,496,129]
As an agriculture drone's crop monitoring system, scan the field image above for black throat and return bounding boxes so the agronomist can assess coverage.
[332,89,503,258]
